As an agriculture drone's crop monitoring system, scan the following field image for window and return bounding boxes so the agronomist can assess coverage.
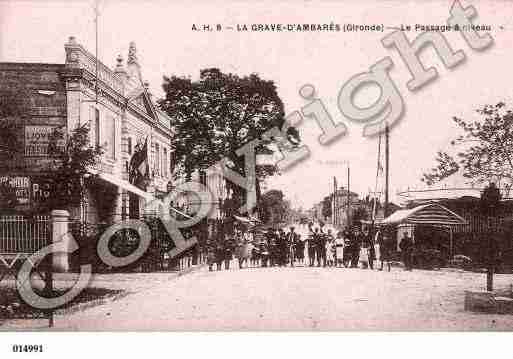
[169,150,175,175]
[163,147,168,178]
[127,137,132,155]
[155,143,160,176]
[109,117,116,159]
[94,108,100,148]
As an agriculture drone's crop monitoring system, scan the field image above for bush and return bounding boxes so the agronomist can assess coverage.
[413,248,445,269]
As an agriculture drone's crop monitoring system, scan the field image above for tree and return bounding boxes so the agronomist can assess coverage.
[0,181,18,213]
[258,189,290,225]
[352,206,369,226]
[39,123,103,211]
[0,88,30,158]
[321,195,332,220]
[422,102,513,190]
[159,68,300,210]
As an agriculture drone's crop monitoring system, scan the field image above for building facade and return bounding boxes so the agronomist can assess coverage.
[0,37,177,224]
[332,187,359,228]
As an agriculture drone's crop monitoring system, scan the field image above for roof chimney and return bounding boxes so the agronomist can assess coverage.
[114,54,128,86]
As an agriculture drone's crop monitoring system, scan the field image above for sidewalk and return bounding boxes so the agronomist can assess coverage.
[0,264,205,330]
[35,267,513,330]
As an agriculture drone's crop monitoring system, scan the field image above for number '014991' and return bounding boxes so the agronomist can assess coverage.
[12,345,43,353]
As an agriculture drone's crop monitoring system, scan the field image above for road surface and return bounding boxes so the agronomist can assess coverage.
[47,265,513,331]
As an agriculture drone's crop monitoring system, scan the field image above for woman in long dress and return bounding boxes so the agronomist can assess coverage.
[335,231,345,267]
[325,236,335,267]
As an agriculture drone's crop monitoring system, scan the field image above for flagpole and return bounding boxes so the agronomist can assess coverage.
[332,177,336,227]
[385,123,390,218]
[347,163,350,227]
[94,0,99,105]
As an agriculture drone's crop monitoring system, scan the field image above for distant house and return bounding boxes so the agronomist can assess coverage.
[399,188,513,264]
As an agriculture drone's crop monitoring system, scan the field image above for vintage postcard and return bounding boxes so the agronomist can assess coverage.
[0,0,512,354]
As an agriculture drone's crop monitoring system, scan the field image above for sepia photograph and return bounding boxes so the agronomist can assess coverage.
[0,0,512,355]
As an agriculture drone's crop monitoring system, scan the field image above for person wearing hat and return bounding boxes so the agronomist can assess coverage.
[335,230,345,267]
[307,227,319,267]
[351,227,363,268]
[316,226,327,267]
[206,238,216,272]
[266,229,276,267]
[286,226,299,267]
[399,231,414,271]
[223,234,235,270]
[295,233,305,265]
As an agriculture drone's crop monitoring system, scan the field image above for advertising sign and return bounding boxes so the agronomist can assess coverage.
[25,125,61,157]
[0,176,31,204]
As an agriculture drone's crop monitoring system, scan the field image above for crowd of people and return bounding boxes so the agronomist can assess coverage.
[206,222,415,272]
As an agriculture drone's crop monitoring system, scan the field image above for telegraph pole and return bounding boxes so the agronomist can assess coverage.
[94,0,100,104]
[347,164,351,226]
[384,123,390,218]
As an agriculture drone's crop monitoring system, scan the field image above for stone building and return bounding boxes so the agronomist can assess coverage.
[332,187,359,228]
[0,37,178,224]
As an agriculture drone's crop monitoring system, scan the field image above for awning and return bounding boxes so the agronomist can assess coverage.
[380,203,467,226]
[93,171,194,220]
[96,172,154,200]
[234,215,261,224]
[169,206,193,220]
[234,215,253,224]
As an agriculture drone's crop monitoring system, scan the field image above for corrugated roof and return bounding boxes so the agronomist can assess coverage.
[381,203,467,226]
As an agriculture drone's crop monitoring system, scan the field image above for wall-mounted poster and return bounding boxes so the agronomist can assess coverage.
[0,175,30,205]
[24,125,63,157]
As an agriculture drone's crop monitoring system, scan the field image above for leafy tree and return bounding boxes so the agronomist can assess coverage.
[321,195,332,220]
[422,102,513,191]
[0,181,18,212]
[352,206,369,226]
[258,189,290,225]
[0,88,30,158]
[40,123,103,210]
[159,68,300,210]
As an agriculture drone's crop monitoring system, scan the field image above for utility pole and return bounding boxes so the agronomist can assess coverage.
[94,0,100,105]
[347,164,351,227]
[332,177,337,227]
[481,182,500,292]
[384,123,390,218]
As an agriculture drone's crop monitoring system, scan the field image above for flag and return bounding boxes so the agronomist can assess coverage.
[129,138,149,188]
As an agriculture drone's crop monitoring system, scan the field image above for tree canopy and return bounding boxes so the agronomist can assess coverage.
[422,102,513,192]
[159,68,300,187]
[40,123,103,210]
[0,181,18,213]
[0,88,30,158]
[258,189,290,225]
[322,195,332,219]
[351,206,369,226]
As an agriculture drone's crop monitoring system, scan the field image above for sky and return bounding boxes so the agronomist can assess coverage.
[1,0,512,210]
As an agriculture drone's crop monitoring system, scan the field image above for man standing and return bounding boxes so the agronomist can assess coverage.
[295,234,305,265]
[364,228,376,270]
[317,227,327,267]
[399,232,414,271]
[224,235,234,270]
[277,228,287,266]
[267,229,277,267]
[307,225,317,267]
[287,226,298,267]
[351,227,363,268]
